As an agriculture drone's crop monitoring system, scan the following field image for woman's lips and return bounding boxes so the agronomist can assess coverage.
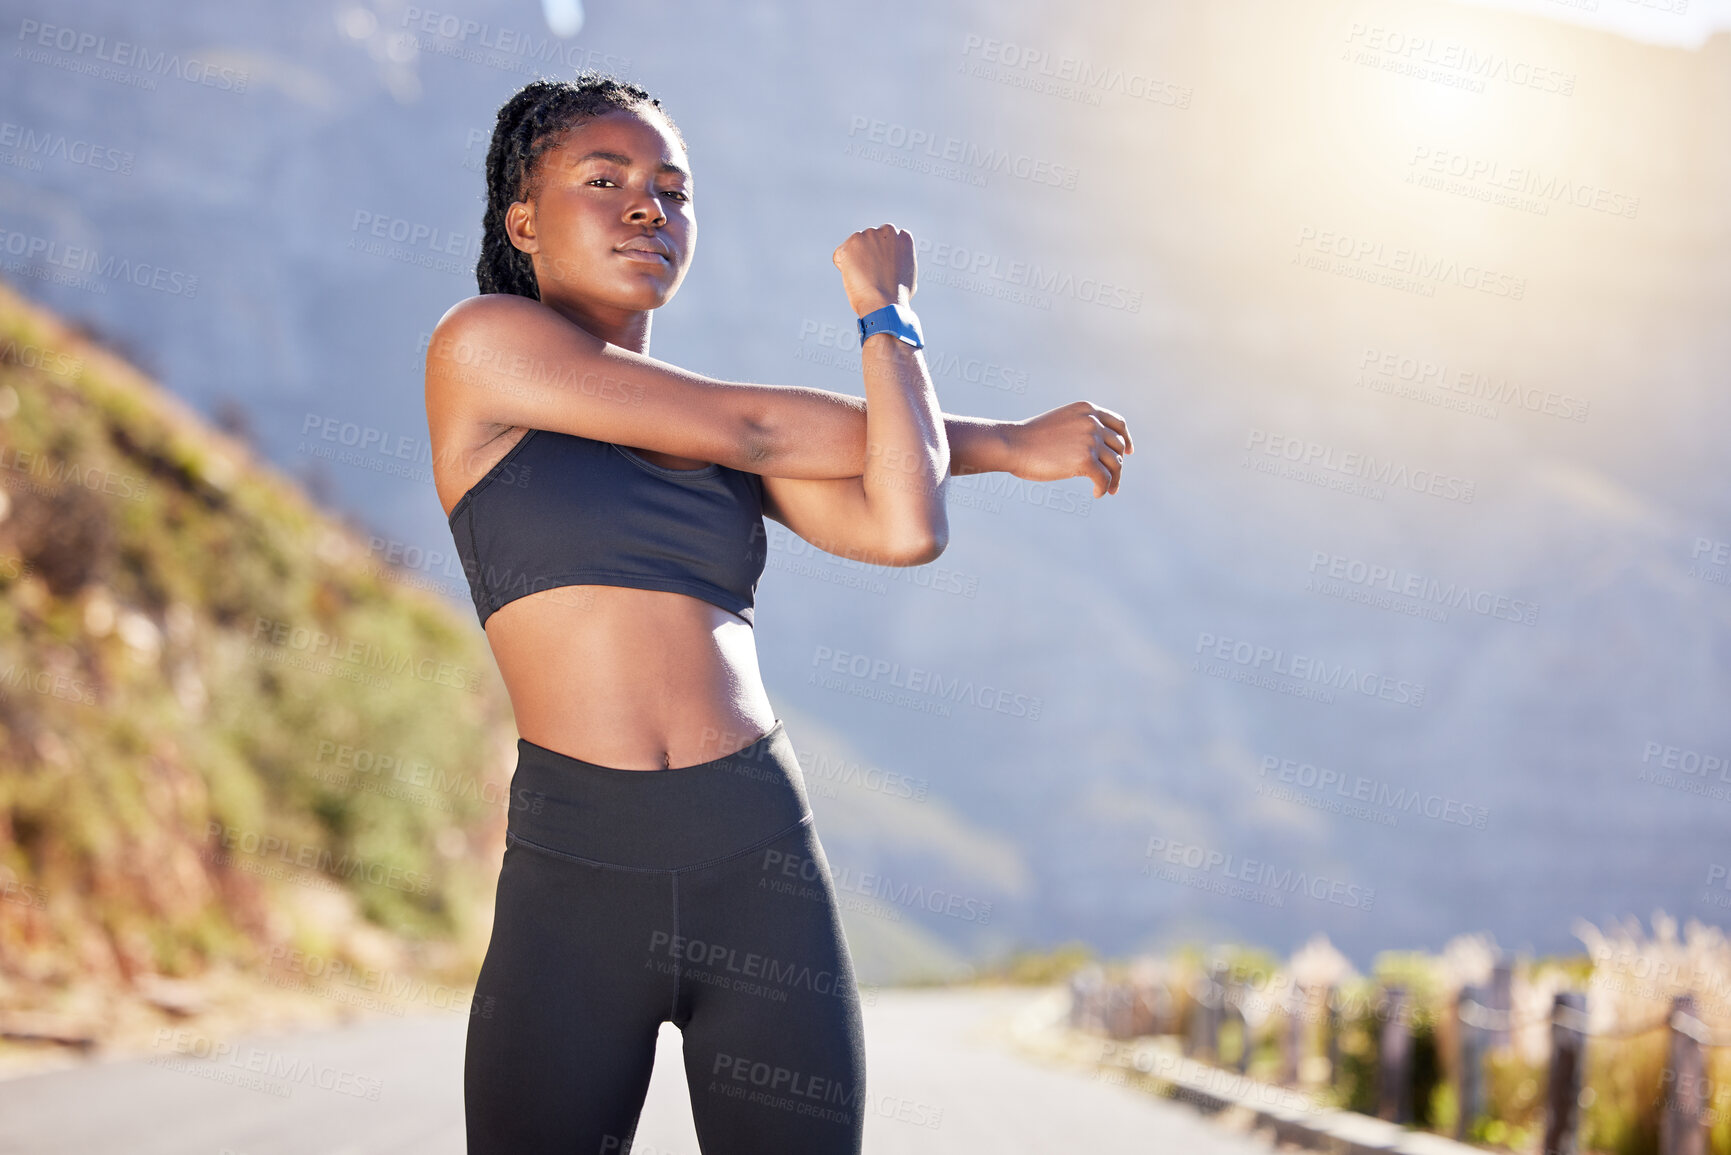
[615,248,669,264]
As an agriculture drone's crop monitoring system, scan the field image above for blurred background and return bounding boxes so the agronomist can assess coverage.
[0,0,1728,1151]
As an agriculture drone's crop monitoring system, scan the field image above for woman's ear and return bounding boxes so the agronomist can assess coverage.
[505,200,537,255]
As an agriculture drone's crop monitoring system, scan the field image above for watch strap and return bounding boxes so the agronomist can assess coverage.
[857,302,925,349]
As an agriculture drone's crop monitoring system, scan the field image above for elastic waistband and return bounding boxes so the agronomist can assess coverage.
[505,719,812,871]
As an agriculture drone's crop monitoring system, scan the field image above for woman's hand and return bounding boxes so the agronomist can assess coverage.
[1004,401,1134,497]
[833,224,917,317]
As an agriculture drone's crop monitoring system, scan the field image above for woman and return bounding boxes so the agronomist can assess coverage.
[425,73,1132,1154]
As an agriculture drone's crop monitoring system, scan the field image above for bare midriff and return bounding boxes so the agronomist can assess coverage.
[438,425,779,772]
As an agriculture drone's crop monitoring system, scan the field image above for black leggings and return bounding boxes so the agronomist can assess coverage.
[464,718,867,1154]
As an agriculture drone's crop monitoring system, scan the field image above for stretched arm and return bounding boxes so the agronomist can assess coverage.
[736,384,1018,477]
[943,412,1020,477]
[424,293,1127,493]
[425,227,1128,570]
[835,225,948,564]
[758,397,1133,568]
[755,227,1133,568]
[751,388,1130,493]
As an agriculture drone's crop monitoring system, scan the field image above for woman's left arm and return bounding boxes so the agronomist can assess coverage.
[751,388,1132,490]
[757,399,1133,567]
[940,413,1020,478]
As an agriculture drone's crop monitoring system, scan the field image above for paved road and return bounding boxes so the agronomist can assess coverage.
[0,987,1274,1154]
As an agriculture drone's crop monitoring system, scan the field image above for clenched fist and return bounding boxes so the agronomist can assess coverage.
[833,224,917,317]
[1005,401,1135,498]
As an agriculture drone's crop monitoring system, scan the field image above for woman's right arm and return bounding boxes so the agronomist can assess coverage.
[424,289,1128,491]
[427,290,965,482]
[424,292,777,471]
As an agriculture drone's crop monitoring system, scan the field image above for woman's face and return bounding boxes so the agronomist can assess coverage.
[507,107,695,314]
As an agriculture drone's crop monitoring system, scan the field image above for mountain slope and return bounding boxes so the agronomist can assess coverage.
[0,279,517,1064]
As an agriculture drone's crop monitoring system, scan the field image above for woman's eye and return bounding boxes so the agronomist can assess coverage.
[584,179,685,202]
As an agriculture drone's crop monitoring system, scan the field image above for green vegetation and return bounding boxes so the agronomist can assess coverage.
[0,283,516,1031]
[974,940,1095,984]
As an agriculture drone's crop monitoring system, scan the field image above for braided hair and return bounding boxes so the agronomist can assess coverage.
[477,72,687,299]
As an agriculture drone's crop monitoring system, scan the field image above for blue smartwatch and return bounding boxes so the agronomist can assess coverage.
[857,302,925,349]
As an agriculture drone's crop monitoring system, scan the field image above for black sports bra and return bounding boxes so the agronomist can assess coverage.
[445,428,769,628]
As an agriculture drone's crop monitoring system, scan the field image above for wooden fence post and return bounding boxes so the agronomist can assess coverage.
[1127,977,1162,1038]
[1378,984,1413,1123]
[1216,973,1230,1063]
[1325,983,1341,1090]
[1185,967,1218,1060]
[1488,957,1513,1052]
[1283,982,1305,1085]
[1235,987,1251,1074]
[1197,960,1226,1062]
[1069,965,1104,1033]
[1542,991,1587,1155]
[1105,981,1133,1039]
[1659,994,1708,1155]
[1457,982,1485,1141]
[1221,974,1251,1073]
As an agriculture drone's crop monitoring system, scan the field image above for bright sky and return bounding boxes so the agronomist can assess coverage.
[1444,0,1731,47]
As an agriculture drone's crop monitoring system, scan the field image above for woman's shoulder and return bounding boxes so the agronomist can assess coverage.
[431,292,548,338]
[426,293,606,377]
